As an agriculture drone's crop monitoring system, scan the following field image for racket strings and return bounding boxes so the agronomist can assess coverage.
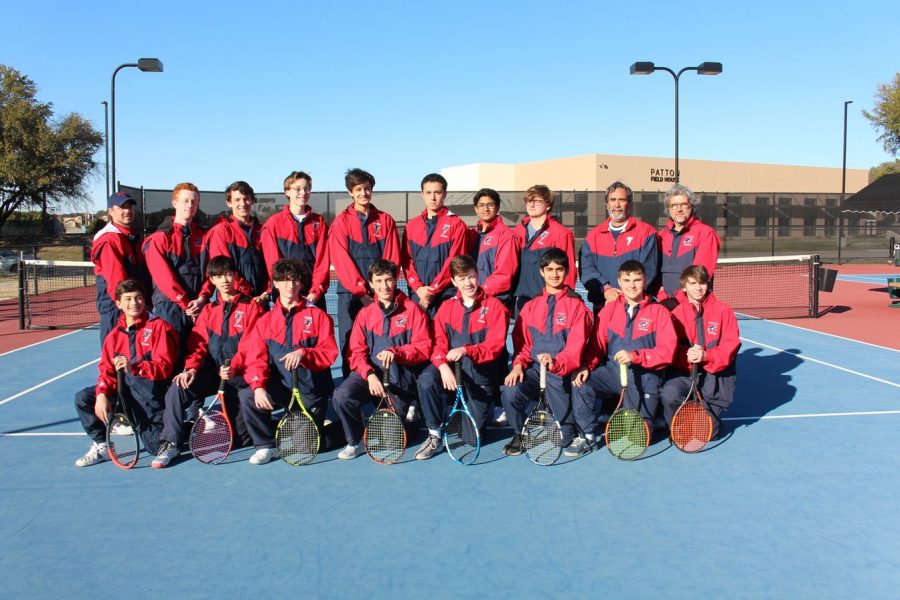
[671,401,713,453]
[190,411,232,464]
[606,410,649,460]
[277,412,319,465]
[107,414,139,468]
[523,410,563,466]
[364,409,406,464]
[445,410,479,464]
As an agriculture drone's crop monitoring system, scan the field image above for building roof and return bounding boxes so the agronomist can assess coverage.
[843,173,900,214]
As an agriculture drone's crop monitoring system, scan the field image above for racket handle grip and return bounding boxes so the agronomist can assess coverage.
[218,359,232,392]
[382,368,390,387]
[539,361,547,389]
[292,368,298,389]
[454,360,462,382]
[690,362,699,379]
[619,362,628,388]
[116,368,124,394]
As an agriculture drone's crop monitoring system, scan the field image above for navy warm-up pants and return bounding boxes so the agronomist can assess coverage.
[75,381,165,454]
[416,365,495,432]
[500,363,576,445]
[572,361,663,435]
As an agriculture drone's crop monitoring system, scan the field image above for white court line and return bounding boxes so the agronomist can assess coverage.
[741,337,900,389]
[744,320,900,353]
[0,432,86,437]
[0,359,99,406]
[724,409,900,422]
[0,326,95,358]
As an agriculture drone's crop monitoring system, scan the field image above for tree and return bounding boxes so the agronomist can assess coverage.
[868,159,900,183]
[862,72,900,157]
[0,65,103,233]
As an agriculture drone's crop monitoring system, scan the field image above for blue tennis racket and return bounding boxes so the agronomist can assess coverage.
[443,361,480,465]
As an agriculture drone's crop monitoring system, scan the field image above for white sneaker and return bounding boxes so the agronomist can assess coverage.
[405,405,419,423]
[110,422,134,436]
[248,447,280,465]
[75,442,109,467]
[151,441,179,469]
[493,408,508,426]
[201,415,217,433]
[337,444,365,460]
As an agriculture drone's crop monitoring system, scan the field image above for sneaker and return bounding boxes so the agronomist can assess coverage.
[337,443,365,460]
[563,436,595,457]
[405,404,419,423]
[502,433,525,457]
[110,422,134,436]
[201,415,218,433]
[493,408,508,426]
[151,441,180,469]
[248,447,280,465]
[75,442,109,467]
[414,435,443,460]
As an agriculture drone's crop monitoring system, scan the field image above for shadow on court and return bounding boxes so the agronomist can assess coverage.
[723,346,803,435]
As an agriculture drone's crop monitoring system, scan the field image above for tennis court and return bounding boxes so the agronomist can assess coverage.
[2,311,898,598]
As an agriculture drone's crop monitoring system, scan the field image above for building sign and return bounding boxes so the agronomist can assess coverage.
[650,168,678,183]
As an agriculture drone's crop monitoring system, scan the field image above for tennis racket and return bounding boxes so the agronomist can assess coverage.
[275,369,320,466]
[522,361,562,466]
[189,360,234,464]
[670,363,714,453]
[364,369,406,464]
[605,362,650,460]
[106,368,140,469]
[443,361,480,465]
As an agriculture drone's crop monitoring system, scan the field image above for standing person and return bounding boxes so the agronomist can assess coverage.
[469,188,518,305]
[401,173,469,317]
[142,182,208,364]
[660,265,740,436]
[499,248,590,457]
[202,180,269,304]
[328,168,401,376]
[237,259,338,465]
[571,260,676,455]
[152,256,265,468]
[510,185,576,315]
[413,255,510,460]
[73,279,177,466]
[91,191,148,345]
[579,181,659,315]
[655,184,720,305]
[331,259,432,460]
[260,171,330,309]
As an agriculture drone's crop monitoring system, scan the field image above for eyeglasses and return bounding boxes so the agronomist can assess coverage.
[525,199,547,206]
[289,186,311,193]
[668,202,691,210]
[475,203,496,209]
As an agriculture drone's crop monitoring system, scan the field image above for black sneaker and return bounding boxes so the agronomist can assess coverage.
[503,433,525,457]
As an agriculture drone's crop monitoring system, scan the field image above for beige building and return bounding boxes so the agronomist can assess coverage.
[441,153,868,195]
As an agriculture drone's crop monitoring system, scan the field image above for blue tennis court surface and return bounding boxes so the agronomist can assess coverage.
[2,321,899,598]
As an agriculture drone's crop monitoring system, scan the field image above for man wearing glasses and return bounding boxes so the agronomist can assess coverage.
[260,171,330,310]
[655,184,720,305]
[579,181,659,315]
[469,188,518,305]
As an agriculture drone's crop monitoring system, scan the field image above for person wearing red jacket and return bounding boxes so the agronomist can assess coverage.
[260,171,329,309]
[500,248,591,457]
[661,265,740,436]
[328,168,401,376]
[413,255,510,460]
[511,185,576,315]
[236,258,338,465]
[201,180,268,303]
[331,259,432,460]
[152,256,265,468]
[401,173,469,317]
[655,184,720,305]
[469,188,518,305]
[91,191,148,345]
[571,259,676,456]
[579,181,659,315]
[142,182,208,365]
[74,279,177,467]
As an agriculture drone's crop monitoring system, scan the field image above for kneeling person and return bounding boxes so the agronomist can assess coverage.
[74,279,177,466]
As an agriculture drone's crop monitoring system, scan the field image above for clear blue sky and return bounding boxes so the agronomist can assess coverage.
[4,0,899,211]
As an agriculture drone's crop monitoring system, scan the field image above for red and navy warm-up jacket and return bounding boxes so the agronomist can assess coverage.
[511,287,591,378]
[401,206,469,298]
[470,216,519,301]
[656,215,720,300]
[201,215,267,298]
[183,293,265,374]
[585,295,675,371]
[240,301,338,396]
[669,290,740,374]
[91,222,146,314]
[348,291,432,391]
[579,217,659,307]
[260,205,330,301]
[142,219,206,311]
[95,311,177,398]
[511,216,576,300]
[328,204,401,296]
[430,288,510,386]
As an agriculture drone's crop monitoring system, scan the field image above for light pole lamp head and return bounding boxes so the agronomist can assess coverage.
[697,62,723,75]
[137,58,164,72]
[630,61,656,75]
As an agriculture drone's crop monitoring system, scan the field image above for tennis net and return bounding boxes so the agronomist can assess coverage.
[712,254,818,319]
[19,260,97,330]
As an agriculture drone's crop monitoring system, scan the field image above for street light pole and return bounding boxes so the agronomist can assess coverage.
[630,61,723,183]
[101,100,109,199]
[110,58,163,194]
[838,99,853,264]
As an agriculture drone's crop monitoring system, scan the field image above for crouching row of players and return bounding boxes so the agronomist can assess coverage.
[74,249,739,468]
